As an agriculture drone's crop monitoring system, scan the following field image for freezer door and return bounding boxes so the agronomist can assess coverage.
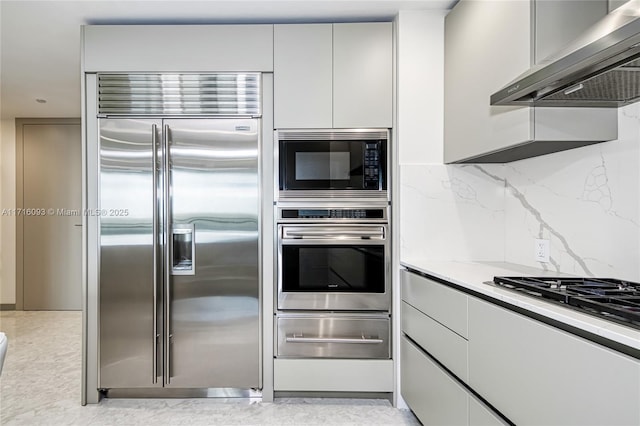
[99,118,162,388]
[165,119,260,388]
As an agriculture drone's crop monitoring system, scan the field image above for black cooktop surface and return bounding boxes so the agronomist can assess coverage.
[493,277,640,330]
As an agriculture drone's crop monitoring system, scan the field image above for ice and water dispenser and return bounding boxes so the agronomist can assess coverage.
[172,224,195,275]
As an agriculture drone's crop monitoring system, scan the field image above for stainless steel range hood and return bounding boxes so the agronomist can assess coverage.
[491,0,640,107]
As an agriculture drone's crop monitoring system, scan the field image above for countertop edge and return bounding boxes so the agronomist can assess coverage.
[400,260,640,356]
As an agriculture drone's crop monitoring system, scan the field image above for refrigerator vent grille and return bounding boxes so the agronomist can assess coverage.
[98,73,261,116]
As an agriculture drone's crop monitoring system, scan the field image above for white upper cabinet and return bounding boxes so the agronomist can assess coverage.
[83,25,274,72]
[274,22,393,129]
[444,0,616,163]
[444,0,530,163]
[274,24,333,129]
[333,23,393,129]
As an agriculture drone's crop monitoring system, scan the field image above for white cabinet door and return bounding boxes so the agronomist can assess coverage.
[401,270,468,338]
[333,23,393,129]
[401,336,469,426]
[443,0,612,163]
[444,0,532,163]
[274,24,333,128]
[401,301,468,381]
[83,25,274,72]
[468,298,640,426]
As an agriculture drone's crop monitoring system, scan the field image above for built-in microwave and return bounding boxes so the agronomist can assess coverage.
[276,129,388,200]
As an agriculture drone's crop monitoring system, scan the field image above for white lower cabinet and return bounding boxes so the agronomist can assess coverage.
[273,359,394,392]
[401,269,640,425]
[401,301,468,381]
[469,396,506,426]
[401,336,469,426]
[401,336,506,426]
[401,270,507,425]
[468,298,640,426]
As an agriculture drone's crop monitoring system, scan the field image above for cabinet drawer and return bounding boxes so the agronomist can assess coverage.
[468,297,640,425]
[276,314,390,359]
[469,395,509,426]
[401,270,468,338]
[274,358,393,392]
[402,301,468,381]
[401,336,469,426]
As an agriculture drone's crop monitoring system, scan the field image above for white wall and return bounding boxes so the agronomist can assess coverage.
[397,9,505,264]
[0,118,16,305]
[397,10,445,165]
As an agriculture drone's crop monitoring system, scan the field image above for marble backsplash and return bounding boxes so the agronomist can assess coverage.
[399,163,505,262]
[400,104,640,281]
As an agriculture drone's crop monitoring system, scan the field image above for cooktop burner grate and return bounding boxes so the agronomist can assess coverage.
[492,277,640,330]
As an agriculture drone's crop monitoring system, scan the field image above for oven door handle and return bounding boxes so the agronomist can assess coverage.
[284,230,385,239]
[286,335,384,344]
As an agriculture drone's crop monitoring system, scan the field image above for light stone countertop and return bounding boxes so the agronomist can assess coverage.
[400,259,640,353]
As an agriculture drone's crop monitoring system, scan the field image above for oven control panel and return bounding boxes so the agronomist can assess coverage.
[280,208,386,220]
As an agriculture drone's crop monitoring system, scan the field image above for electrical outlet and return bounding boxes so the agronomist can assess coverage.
[534,239,550,263]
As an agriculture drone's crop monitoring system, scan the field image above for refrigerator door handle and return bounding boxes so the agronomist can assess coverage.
[163,123,172,385]
[151,123,158,384]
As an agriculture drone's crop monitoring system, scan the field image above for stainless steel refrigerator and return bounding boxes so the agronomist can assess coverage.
[98,117,260,390]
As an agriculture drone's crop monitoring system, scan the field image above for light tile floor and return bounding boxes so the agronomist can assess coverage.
[0,311,419,425]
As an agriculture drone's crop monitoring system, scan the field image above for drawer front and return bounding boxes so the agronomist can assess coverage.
[468,297,640,426]
[469,395,509,426]
[402,301,468,381]
[401,336,469,426]
[276,314,390,359]
[274,359,394,392]
[401,270,468,338]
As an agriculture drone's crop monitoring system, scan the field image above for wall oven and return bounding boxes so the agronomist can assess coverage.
[276,129,388,200]
[276,207,390,311]
[275,206,391,360]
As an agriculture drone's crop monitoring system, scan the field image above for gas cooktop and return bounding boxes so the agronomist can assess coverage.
[492,276,640,330]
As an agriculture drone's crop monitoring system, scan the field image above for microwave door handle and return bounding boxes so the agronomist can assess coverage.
[286,336,384,344]
[285,230,384,239]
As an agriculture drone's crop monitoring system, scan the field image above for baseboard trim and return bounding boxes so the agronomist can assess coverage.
[0,304,16,311]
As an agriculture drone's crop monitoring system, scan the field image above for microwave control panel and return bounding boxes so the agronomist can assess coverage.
[364,143,381,189]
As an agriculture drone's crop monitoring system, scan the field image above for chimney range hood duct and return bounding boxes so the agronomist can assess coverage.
[491,0,640,107]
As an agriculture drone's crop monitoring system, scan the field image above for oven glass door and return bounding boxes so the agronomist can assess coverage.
[281,245,385,293]
[279,140,384,191]
[278,224,389,311]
